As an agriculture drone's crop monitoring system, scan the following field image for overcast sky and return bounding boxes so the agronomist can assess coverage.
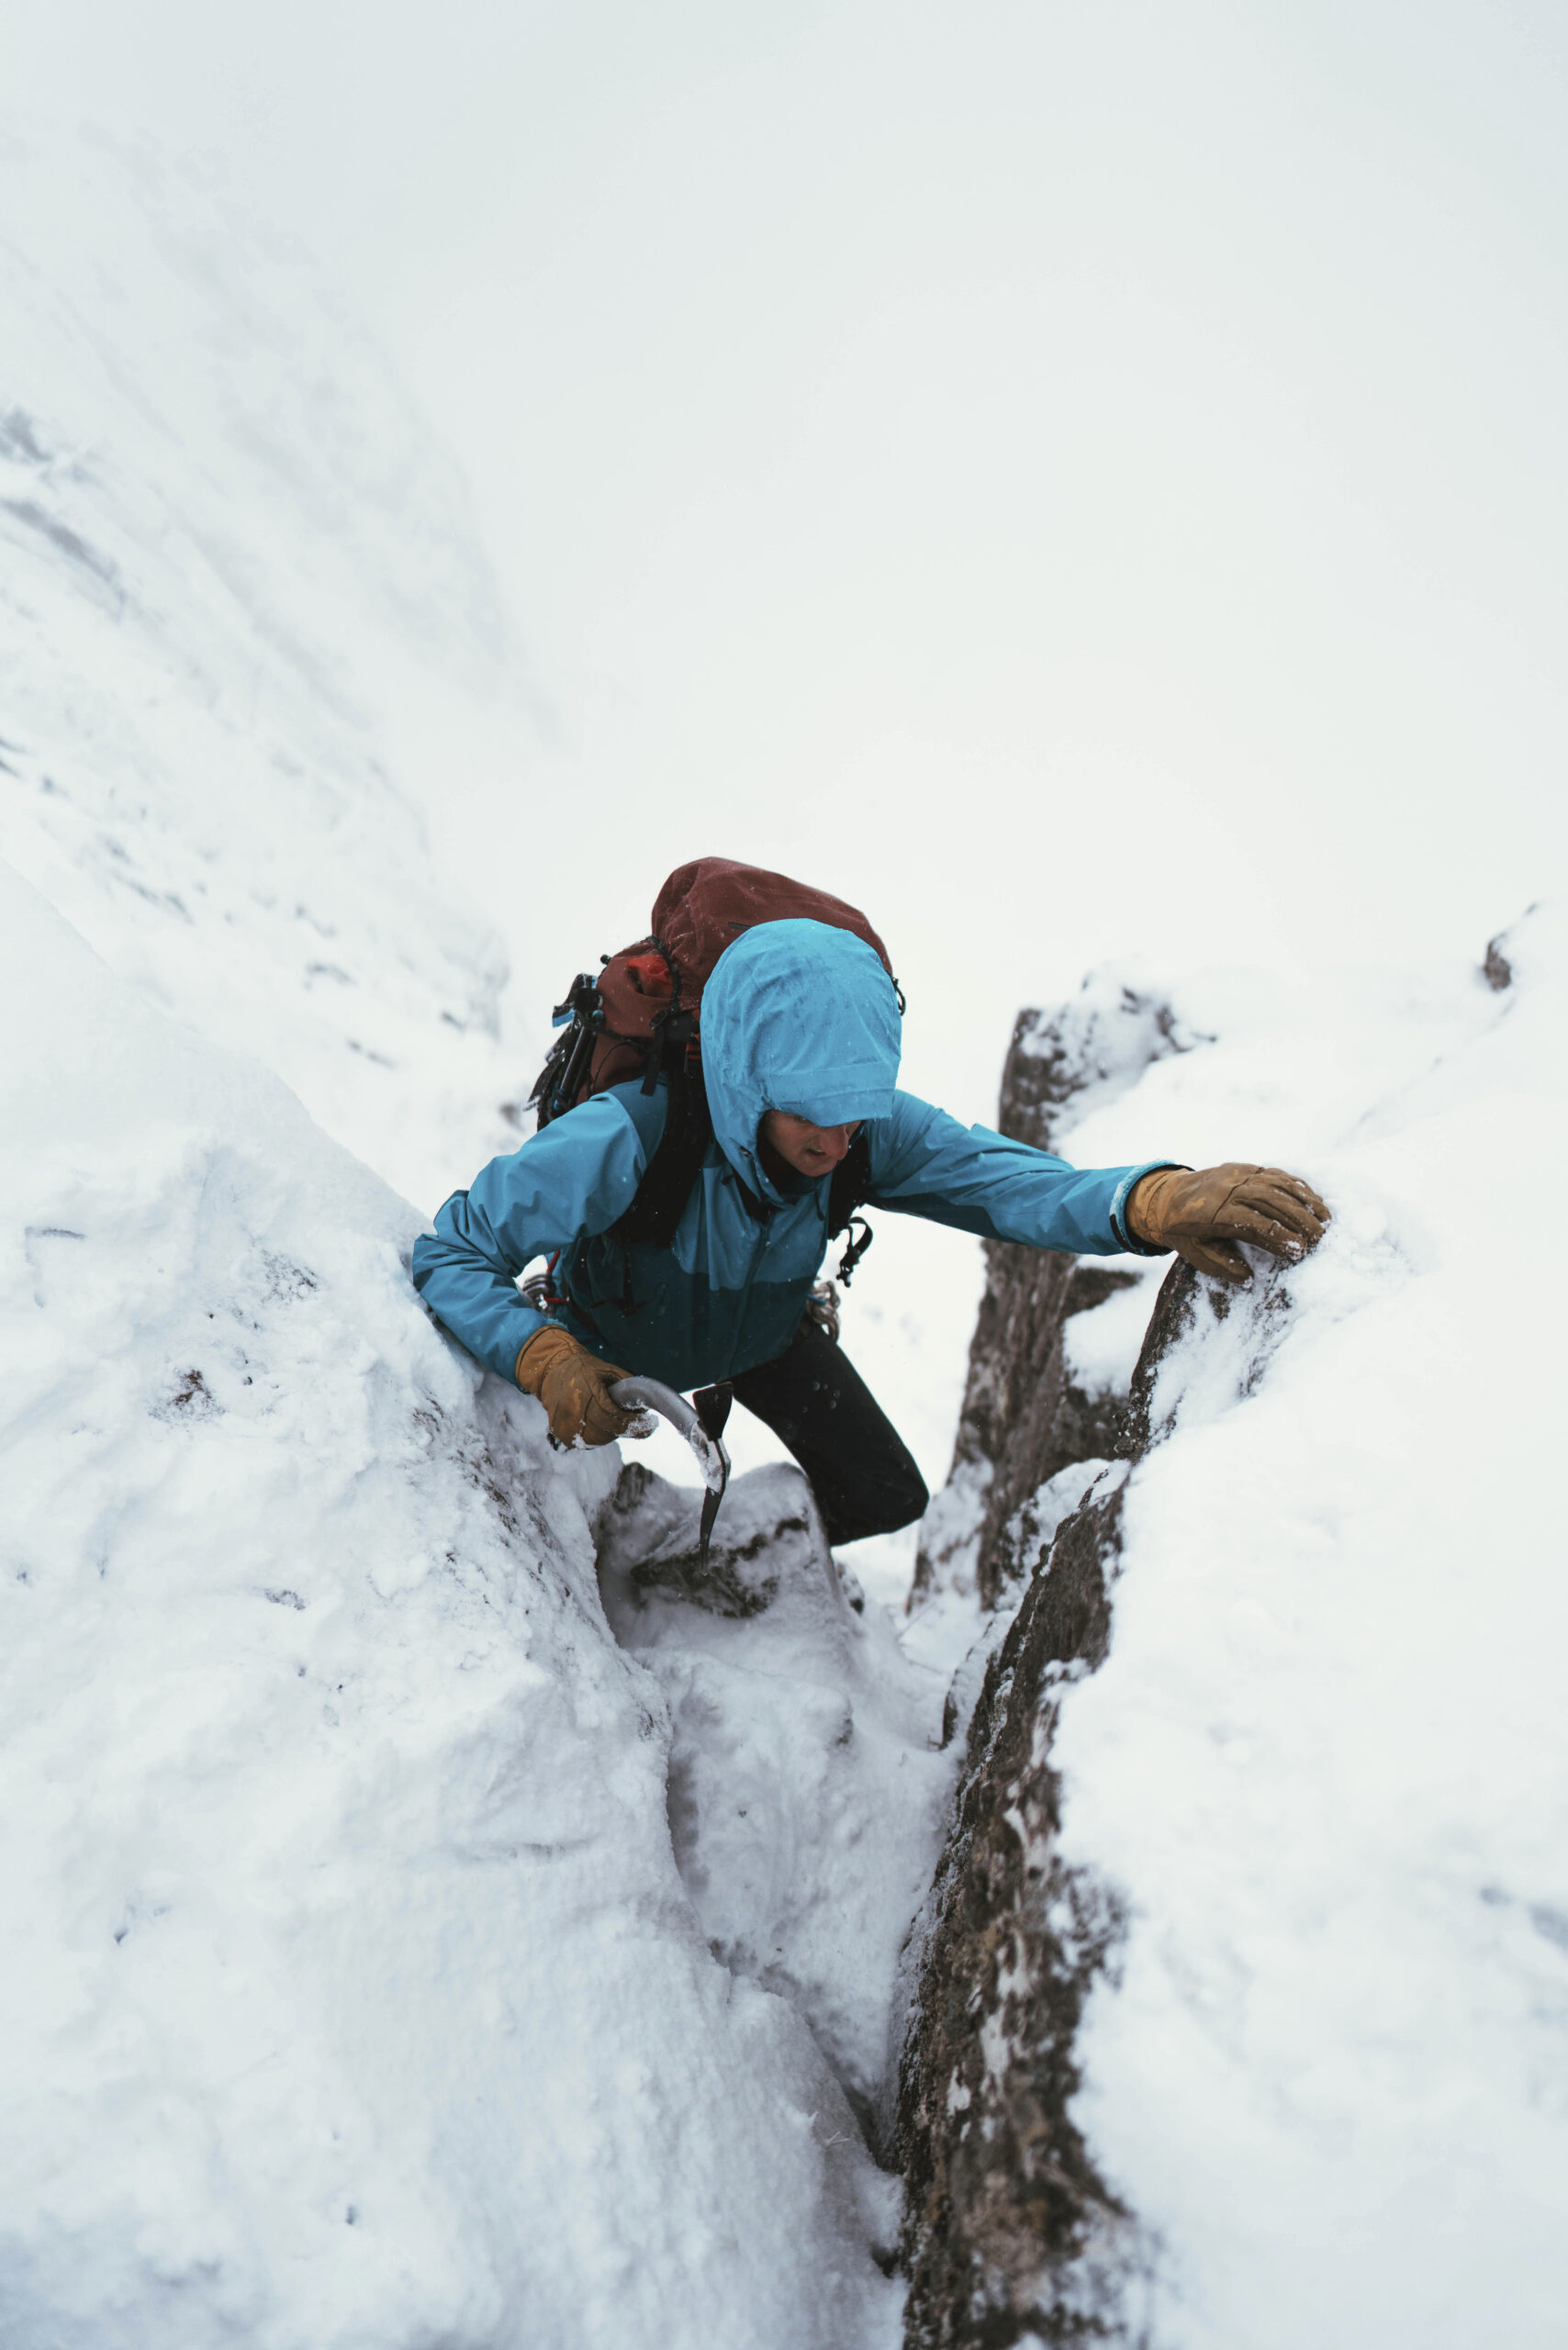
[7,0,1565,1119]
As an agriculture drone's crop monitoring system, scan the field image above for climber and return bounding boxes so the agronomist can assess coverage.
[411,919,1328,1546]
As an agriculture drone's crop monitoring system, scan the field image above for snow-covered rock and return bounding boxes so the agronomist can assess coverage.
[911,974,1179,1611]
[0,860,902,2348]
[898,909,1568,2346]
[597,1460,958,2142]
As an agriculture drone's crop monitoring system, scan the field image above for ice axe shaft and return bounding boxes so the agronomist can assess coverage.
[609,1377,731,1560]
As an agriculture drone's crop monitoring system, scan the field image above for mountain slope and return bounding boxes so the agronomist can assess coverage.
[0,126,910,2347]
[0,857,901,2349]
[0,120,525,1208]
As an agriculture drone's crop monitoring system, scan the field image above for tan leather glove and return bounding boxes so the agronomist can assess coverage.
[1126,1163,1330,1284]
[516,1326,641,1447]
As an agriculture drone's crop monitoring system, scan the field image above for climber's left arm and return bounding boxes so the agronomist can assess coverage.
[862,1091,1177,1259]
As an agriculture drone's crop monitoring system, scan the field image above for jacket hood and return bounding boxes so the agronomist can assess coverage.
[700,919,902,1198]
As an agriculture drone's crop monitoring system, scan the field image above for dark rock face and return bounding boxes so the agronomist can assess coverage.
[991,987,1189,1158]
[913,980,1186,1611]
[897,1230,1305,2344]
[1482,901,1538,993]
[898,1471,1144,2345]
[895,980,1205,2346]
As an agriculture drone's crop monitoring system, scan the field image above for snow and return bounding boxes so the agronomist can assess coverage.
[0,129,907,2347]
[597,1460,957,2138]
[0,120,528,1214]
[821,1211,985,1603]
[0,863,902,2347]
[1061,1264,1162,1400]
[0,112,984,1564]
[6,103,1563,2350]
[1043,905,1568,2344]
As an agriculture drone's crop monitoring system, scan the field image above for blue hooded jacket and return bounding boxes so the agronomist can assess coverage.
[411,921,1170,1393]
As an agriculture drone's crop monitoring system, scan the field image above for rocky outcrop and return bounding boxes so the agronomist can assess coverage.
[894,1304,1200,2344]
[896,1200,1310,2344]
[595,1458,808,1617]
[895,979,1204,2346]
[897,1463,1142,2344]
[912,977,1186,1610]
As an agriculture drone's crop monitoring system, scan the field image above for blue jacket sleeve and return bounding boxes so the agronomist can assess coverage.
[410,1094,654,1381]
[865,1091,1176,1257]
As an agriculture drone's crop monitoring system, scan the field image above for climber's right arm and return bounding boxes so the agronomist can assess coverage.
[410,1096,651,1383]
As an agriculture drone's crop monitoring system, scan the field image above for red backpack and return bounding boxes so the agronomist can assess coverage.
[530,856,896,1123]
[527,856,899,1270]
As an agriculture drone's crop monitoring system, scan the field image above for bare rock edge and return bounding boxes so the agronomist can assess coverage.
[893,989,1204,2347]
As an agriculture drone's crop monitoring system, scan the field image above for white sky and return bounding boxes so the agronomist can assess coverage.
[6,0,1566,1122]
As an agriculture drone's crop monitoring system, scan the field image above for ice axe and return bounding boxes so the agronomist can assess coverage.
[609,1377,733,1561]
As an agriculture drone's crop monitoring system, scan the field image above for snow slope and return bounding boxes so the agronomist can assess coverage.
[1032,908,1568,2344]
[598,1460,958,2141]
[0,121,525,1212]
[0,126,922,2346]
[0,860,902,2348]
[0,114,981,1553]
[14,103,1557,2350]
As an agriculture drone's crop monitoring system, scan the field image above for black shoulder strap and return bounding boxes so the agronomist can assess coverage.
[825,1130,873,1236]
[825,1130,876,1285]
[611,1059,712,1248]
[614,1093,875,1263]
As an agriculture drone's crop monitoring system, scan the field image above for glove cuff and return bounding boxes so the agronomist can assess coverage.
[1123,1164,1188,1250]
[516,1324,571,1394]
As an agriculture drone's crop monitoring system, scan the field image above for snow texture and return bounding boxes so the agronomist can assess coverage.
[0,129,905,2348]
[0,120,526,1214]
[1041,907,1568,2345]
[0,855,902,2349]
[1060,1266,1163,1401]
[597,1461,958,2143]
[7,106,1562,2350]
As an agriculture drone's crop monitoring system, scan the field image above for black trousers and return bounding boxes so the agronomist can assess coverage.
[729,1317,929,1546]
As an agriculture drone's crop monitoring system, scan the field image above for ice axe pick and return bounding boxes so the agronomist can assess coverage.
[608,1378,733,1561]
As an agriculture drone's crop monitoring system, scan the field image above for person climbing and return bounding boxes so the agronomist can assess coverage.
[411,862,1328,1547]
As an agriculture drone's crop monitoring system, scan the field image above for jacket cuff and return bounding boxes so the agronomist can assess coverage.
[1109,1161,1188,1255]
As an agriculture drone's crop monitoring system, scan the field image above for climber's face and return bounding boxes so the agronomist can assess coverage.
[760,1110,859,1178]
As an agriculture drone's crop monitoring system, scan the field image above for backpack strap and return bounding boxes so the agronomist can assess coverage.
[612,1089,877,1278]
[825,1131,876,1285]
[611,1057,712,1248]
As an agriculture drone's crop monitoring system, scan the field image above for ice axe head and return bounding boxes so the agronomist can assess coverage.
[608,1377,732,1561]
